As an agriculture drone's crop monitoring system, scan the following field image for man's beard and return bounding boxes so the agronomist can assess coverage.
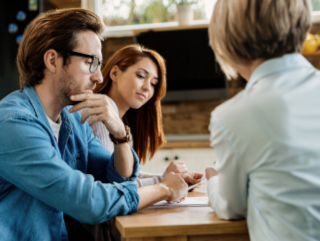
[56,69,96,107]
[56,70,80,106]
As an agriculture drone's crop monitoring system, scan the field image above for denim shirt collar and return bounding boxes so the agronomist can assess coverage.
[23,86,73,132]
[23,86,74,157]
[246,53,313,92]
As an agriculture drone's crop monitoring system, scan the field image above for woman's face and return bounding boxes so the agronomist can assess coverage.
[111,57,159,110]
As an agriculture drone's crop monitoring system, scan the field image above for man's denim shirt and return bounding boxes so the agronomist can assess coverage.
[0,86,140,241]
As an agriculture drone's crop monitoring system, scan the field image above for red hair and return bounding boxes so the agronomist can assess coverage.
[95,44,167,164]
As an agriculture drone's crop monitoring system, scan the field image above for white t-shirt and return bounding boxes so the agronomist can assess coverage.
[46,115,62,143]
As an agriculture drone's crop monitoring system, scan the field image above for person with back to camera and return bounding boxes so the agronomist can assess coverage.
[205,0,320,240]
[0,8,188,241]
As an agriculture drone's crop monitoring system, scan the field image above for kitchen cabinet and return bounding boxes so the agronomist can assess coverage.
[140,147,216,174]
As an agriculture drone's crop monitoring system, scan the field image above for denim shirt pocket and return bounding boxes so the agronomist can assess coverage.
[71,149,88,173]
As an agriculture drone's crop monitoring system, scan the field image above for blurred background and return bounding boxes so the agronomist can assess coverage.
[1,0,320,139]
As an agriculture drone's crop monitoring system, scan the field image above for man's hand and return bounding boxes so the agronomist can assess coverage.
[69,93,134,178]
[160,172,188,202]
[205,167,218,180]
[69,93,125,138]
[137,172,188,210]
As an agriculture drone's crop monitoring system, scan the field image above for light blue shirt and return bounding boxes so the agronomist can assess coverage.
[0,86,140,241]
[207,53,320,241]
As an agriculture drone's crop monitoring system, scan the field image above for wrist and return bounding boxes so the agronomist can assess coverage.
[112,128,126,139]
[162,171,169,179]
[158,183,170,200]
[109,125,130,144]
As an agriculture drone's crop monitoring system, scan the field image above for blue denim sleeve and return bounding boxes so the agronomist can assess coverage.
[0,114,139,224]
[86,126,140,183]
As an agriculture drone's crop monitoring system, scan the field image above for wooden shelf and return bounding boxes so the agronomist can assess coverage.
[133,23,208,36]
[162,141,211,149]
[303,51,320,56]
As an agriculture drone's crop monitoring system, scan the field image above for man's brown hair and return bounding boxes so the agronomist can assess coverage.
[209,0,312,78]
[17,8,105,88]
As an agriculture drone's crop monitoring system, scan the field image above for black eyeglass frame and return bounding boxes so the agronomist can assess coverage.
[60,51,102,73]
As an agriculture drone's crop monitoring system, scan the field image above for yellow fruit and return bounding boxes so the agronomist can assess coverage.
[302,33,320,54]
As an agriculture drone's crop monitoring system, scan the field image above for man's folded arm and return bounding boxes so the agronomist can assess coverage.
[85,126,140,183]
[0,116,139,224]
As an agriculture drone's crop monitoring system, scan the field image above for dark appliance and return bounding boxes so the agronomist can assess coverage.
[0,0,42,99]
[136,28,228,102]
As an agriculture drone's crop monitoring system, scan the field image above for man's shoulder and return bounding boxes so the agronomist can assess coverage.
[0,90,36,121]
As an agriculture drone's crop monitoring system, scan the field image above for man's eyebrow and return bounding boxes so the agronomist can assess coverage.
[138,68,158,80]
[89,53,102,61]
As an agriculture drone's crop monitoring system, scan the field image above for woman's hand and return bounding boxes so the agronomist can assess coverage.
[181,172,203,185]
[205,167,218,180]
[165,160,188,174]
[165,160,203,185]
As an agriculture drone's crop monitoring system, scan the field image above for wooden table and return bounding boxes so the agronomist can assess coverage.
[112,189,250,241]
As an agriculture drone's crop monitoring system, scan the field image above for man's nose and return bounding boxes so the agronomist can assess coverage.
[91,68,103,84]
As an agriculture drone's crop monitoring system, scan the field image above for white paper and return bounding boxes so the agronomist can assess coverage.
[152,196,208,207]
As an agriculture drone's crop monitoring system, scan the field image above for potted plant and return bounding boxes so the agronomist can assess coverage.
[175,0,197,25]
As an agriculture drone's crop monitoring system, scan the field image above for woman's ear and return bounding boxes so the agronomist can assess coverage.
[110,65,120,82]
[43,49,60,74]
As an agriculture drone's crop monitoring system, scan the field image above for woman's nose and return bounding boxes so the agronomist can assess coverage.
[142,80,151,91]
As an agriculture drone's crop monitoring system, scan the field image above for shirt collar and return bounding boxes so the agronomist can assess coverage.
[24,85,47,120]
[23,85,73,129]
[246,53,313,91]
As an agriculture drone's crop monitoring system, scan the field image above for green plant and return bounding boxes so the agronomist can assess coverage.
[174,0,197,5]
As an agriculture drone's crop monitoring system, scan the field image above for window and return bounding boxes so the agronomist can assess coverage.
[100,0,214,26]
[312,0,320,11]
[89,0,320,36]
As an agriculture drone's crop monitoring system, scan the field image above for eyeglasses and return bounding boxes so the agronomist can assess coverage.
[62,51,103,73]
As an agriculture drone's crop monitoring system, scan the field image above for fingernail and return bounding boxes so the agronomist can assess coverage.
[70,95,74,100]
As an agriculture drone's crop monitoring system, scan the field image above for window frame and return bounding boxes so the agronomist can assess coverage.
[84,0,320,38]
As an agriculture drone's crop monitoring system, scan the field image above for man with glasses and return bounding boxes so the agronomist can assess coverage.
[0,8,187,241]
[59,51,103,73]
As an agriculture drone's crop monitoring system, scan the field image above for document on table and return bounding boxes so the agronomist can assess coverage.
[151,197,208,208]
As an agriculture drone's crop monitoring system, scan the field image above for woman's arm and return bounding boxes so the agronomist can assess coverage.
[136,171,165,187]
[136,160,203,187]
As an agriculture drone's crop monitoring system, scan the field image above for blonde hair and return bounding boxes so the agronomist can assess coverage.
[209,0,312,79]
